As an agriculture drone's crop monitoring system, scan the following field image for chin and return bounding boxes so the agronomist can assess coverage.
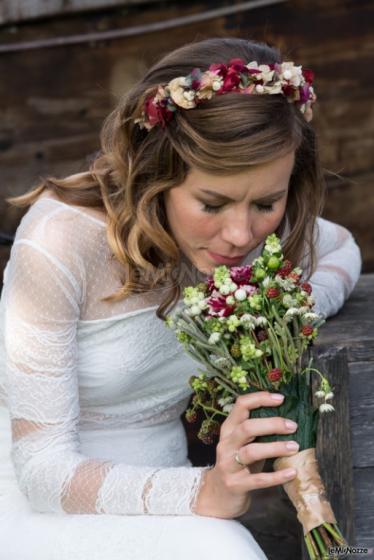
[195,260,214,276]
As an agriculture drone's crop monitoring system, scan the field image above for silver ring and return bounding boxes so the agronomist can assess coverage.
[234,451,247,467]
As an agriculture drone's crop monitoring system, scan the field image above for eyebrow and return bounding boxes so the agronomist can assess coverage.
[198,188,288,203]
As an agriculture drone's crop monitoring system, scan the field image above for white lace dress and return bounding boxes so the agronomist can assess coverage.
[0,195,362,560]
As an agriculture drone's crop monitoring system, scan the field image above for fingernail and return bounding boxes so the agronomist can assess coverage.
[285,468,297,478]
[285,420,298,430]
[270,393,284,401]
[286,441,299,450]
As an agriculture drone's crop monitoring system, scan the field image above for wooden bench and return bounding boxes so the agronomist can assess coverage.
[184,273,374,559]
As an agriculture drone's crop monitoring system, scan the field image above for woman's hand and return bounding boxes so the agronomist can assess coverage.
[194,391,299,519]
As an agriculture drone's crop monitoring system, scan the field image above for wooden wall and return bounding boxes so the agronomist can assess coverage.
[0,0,167,25]
[0,0,373,278]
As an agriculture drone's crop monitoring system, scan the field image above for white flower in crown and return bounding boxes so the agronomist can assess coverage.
[196,71,224,100]
[258,64,275,83]
[264,81,283,94]
[280,62,304,87]
[168,77,197,109]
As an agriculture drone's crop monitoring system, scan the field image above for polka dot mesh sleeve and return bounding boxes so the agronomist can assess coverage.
[3,209,209,516]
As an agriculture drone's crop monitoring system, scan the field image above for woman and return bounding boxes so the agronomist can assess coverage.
[0,37,361,559]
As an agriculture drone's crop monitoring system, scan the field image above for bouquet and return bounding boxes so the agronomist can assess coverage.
[166,234,347,559]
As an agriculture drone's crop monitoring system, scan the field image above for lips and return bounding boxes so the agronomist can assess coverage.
[207,250,246,265]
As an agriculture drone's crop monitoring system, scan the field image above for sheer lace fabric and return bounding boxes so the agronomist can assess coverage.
[1,198,210,516]
[0,195,361,520]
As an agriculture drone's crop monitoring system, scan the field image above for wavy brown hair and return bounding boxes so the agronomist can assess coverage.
[7,37,325,320]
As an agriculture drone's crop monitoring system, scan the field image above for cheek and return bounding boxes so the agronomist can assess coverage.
[165,192,218,241]
[254,205,286,237]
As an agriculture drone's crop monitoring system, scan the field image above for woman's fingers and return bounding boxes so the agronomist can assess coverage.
[223,438,299,475]
[220,391,285,438]
[227,415,298,453]
[243,440,299,466]
[236,465,298,492]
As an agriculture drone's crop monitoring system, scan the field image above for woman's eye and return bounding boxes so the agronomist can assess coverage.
[202,203,224,213]
[256,203,274,213]
[202,202,275,214]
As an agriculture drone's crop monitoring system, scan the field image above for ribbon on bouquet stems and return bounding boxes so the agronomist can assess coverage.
[274,448,337,534]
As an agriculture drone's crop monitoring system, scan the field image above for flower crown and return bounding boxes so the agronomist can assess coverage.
[135,59,316,131]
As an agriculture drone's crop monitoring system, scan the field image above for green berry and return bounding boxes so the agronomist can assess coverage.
[255,268,266,281]
[267,256,280,270]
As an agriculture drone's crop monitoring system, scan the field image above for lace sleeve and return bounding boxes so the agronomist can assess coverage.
[4,216,210,516]
[306,217,362,318]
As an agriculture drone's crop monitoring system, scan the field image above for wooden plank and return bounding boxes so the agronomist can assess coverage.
[315,275,374,346]
[300,346,356,558]
[0,0,167,25]
[347,341,374,363]
[349,362,374,468]
[352,467,374,549]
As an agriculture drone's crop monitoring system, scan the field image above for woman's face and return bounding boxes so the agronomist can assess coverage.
[164,151,295,275]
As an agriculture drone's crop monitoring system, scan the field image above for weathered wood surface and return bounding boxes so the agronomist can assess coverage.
[353,469,374,547]
[0,0,373,270]
[307,348,355,554]
[0,0,167,25]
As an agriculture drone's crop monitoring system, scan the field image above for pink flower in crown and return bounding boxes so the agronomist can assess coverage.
[228,58,250,74]
[207,294,235,317]
[229,265,253,285]
[196,70,224,101]
[208,63,228,77]
[239,83,256,95]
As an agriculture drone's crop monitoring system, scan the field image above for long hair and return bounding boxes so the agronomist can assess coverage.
[7,37,325,320]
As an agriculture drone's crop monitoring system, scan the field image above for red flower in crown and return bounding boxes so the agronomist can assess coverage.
[302,68,314,84]
[144,95,173,128]
[222,67,241,93]
[208,62,228,77]
[228,58,249,72]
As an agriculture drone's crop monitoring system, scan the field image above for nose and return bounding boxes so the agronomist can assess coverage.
[220,210,254,249]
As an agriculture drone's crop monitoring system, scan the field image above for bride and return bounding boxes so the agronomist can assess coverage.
[0,37,361,559]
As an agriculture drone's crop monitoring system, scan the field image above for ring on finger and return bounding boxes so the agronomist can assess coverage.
[234,450,248,467]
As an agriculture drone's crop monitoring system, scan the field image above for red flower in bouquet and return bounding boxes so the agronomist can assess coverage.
[267,368,283,382]
[266,287,280,299]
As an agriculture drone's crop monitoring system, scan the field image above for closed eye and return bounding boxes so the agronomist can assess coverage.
[202,202,275,214]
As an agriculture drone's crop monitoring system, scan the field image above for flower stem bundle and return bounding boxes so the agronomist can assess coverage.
[166,234,347,558]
